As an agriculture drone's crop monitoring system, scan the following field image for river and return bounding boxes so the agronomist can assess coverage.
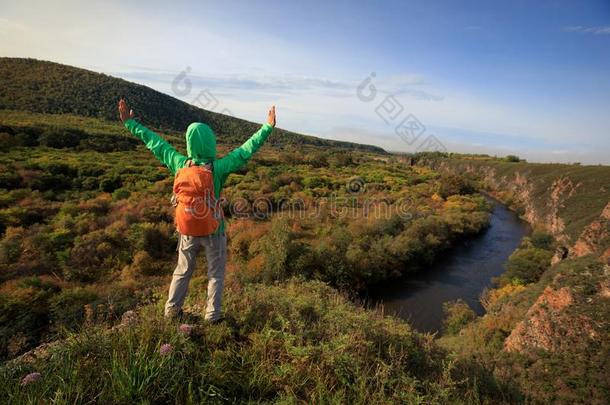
[368,197,530,334]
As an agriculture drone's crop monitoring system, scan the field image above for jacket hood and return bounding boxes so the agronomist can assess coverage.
[185,122,216,162]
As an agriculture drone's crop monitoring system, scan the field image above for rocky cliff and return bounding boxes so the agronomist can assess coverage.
[419,158,610,256]
[427,157,610,402]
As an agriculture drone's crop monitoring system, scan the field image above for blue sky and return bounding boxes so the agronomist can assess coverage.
[1,0,609,163]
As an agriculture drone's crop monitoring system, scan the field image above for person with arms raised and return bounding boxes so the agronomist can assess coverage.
[119,99,276,322]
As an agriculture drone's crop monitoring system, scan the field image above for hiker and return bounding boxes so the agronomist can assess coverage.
[118,99,276,322]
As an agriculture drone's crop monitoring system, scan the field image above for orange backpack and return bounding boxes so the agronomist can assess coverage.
[172,161,222,236]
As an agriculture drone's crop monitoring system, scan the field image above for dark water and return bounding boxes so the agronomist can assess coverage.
[368,197,530,334]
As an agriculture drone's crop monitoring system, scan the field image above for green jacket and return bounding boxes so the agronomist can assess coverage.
[124,119,274,233]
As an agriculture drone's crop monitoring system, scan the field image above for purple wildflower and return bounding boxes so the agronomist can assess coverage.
[21,372,42,386]
[159,343,173,356]
[178,323,193,336]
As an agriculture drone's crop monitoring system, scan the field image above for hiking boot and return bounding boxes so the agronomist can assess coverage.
[180,311,203,324]
[207,316,225,325]
[164,307,184,321]
[207,314,237,328]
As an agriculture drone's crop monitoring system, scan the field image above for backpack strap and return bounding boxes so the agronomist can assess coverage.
[186,159,213,171]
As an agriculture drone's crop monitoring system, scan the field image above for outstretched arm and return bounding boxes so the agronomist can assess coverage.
[118,99,187,175]
[215,106,276,175]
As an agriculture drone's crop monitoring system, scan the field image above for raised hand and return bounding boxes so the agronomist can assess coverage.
[118,98,135,123]
[267,105,276,127]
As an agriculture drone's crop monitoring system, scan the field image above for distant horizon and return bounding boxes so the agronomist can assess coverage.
[1,0,609,164]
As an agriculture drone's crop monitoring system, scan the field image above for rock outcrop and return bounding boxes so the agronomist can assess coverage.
[572,202,610,261]
[504,285,597,353]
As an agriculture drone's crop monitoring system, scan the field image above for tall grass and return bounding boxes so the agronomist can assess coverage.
[1,279,514,404]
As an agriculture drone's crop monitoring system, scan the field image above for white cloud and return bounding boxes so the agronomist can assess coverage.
[563,25,610,35]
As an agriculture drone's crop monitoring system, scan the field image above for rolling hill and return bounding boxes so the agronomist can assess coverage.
[0,57,385,153]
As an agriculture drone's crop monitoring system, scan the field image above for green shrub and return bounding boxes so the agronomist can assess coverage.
[99,175,122,192]
[529,231,554,250]
[442,299,476,335]
[0,172,22,189]
[302,175,331,189]
[49,287,98,331]
[14,130,40,146]
[0,132,15,152]
[112,188,131,201]
[38,128,83,148]
[503,247,553,284]
[259,218,293,282]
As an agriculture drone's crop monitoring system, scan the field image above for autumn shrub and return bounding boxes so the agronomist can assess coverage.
[0,224,66,279]
[234,218,298,283]
[228,219,270,262]
[376,214,406,236]
[78,194,112,216]
[228,194,490,290]
[304,151,329,167]
[479,283,527,312]
[0,277,59,359]
[40,162,78,178]
[128,222,175,260]
[328,150,354,167]
[438,173,475,199]
[122,250,162,279]
[273,172,303,188]
[66,230,125,282]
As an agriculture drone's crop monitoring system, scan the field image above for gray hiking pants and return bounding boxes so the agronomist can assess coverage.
[164,233,227,321]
